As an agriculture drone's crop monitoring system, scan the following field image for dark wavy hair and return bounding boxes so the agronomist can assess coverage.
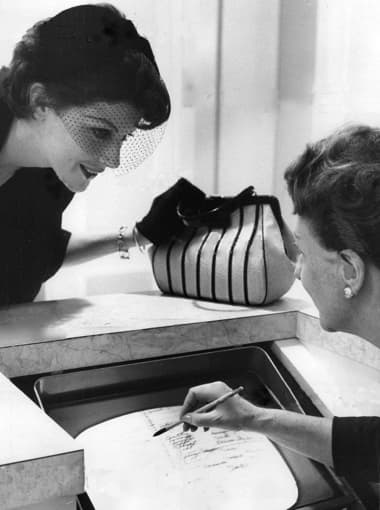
[0,3,170,129]
[284,125,380,268]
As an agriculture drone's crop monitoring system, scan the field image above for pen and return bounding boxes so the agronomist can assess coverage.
[153,386,244,437]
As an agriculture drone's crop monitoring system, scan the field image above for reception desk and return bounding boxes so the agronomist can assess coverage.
[0,283,379,509]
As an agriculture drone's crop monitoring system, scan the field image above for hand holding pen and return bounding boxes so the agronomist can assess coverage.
[180,382,257,433]
[154,382,251,436]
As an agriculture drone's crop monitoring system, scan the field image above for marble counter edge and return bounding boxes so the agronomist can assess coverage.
[271,339,380,418]
[296,311,380,372]
[0,311,298,378]
[0,290,309,349]
[0,370,85,510]
[0,450,84,510]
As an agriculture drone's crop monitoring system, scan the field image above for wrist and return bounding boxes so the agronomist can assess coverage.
[249,406,278,434]
[240,400,271,433]
[235,397,260,431]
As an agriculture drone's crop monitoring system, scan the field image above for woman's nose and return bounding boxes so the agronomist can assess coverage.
[100,142,122,169]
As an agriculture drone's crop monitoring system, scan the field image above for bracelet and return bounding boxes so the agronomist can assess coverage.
[117,226,130,259]
[132,224,147,253]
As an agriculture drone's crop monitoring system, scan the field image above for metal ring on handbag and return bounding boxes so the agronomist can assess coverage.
[176,186,256,228]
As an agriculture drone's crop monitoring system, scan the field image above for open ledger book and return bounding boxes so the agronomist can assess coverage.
[77,406,298,510]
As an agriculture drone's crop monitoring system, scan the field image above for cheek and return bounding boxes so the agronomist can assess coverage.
[48,118,88,159]
[305,261,342,320]
[295,255,314,284]
[297,256,324,298]
[52,132,86,164]
[67,127,97,155]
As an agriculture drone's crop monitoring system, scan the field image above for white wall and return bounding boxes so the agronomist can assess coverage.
[313,0,380,134]
[217,0,280,195]
[273,0,318,226]
[274,0,380,227]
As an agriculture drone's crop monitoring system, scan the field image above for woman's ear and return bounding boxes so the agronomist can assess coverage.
[339,249,365,297]
[28,83,50,119]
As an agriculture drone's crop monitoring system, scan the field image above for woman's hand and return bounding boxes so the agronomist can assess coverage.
[136,178,205,245]
[180,381,257,432]
[179,381,334,467]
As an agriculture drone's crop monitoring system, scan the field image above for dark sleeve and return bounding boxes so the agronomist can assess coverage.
[43,228,72,280]
[332,416,380,481]
[0,167,74,306]
[0,226,72,306]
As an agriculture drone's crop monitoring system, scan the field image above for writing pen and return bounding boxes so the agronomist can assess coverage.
[153,386,244,437]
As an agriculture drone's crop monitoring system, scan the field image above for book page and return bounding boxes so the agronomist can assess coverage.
[77,406,298,510]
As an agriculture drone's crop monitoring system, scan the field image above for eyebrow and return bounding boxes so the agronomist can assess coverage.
[84,115,118,132]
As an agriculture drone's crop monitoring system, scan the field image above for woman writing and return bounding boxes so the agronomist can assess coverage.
[180,125,380,494]
[0,3,204,306]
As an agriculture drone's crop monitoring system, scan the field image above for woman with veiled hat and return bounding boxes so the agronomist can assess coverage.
[0,3,204,306]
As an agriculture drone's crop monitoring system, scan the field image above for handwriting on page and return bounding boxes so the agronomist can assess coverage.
[77,406,298,510]
[142,407,274,473]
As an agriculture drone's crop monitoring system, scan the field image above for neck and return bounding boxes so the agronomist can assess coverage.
[0,117,48,181]
[344,305,380,347]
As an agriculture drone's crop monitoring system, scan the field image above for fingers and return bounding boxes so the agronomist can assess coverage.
[182,410,217,429]
[182,422,197,433]
[180,387,201,418]
[182,424,208,433]
[180,381,230,420]
[180,381,233,434]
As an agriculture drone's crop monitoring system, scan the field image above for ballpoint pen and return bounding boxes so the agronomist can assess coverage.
[153,386,244,437]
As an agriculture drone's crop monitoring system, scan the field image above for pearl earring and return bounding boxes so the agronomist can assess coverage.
[344,286,354,299]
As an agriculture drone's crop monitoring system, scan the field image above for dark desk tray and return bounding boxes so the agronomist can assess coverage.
[34,345,355,510]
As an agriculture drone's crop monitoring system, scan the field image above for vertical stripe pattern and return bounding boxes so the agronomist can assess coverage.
[151,202,295,305]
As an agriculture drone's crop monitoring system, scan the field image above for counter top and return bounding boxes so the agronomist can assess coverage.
[273,339,380,417]
[0,289,308,378]
[1,282,379,509]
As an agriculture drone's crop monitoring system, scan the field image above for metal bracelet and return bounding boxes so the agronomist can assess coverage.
[117,226,130,259]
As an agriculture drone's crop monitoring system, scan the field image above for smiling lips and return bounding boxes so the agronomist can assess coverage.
[80,164,104,179]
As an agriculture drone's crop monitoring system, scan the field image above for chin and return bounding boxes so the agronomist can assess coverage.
[53,166,90,193]
[72,182,90,193]
[318,314,337,332]
[60,176,89,193]
[320,323,337,333]
[319,313,348,334]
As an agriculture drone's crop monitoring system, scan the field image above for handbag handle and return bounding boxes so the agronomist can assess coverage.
[177,186,256,228]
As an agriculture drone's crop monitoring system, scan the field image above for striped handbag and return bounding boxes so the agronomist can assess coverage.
[150,187,295,306]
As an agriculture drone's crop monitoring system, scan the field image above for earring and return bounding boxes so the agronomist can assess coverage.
[343,286,354,299]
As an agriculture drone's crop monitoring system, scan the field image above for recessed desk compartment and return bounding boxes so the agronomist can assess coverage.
[34,346,355,509]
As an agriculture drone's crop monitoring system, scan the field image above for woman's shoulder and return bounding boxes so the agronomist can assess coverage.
[0,71,14,149]
[0,167,74,218]
[0,103,13,146]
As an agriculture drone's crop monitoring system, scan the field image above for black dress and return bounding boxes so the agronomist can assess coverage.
[332,416,380,508]
[0,97,74,305]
